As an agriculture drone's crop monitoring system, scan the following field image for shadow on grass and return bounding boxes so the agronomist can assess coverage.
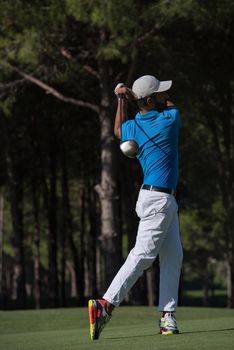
[181,328,234,335]
[106,328,234,340]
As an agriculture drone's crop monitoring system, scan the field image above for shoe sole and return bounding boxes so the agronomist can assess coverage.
[88,299,99,340]
[160,329,179,335]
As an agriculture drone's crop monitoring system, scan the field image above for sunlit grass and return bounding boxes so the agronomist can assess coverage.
[0,306,234,350]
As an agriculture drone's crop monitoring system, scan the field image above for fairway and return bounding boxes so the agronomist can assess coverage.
[0,306,234,350]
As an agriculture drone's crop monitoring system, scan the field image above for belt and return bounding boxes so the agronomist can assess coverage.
[141,184,176,196]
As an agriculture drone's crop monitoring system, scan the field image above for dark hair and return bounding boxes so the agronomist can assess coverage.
[136,97,148,109]
[136,93,157,110]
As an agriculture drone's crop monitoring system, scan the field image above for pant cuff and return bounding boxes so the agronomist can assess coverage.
[102,294,120,307]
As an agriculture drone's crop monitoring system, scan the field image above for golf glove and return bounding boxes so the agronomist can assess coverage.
[114,83,124,97]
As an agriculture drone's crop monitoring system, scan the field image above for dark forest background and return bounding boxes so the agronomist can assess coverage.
[0,0,233,310]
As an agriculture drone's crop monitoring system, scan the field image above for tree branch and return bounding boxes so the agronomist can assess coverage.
[59,47,100,80]
[0,79,26,91]
[60,47,74,61]
[137,24,160,45]
[8,65,100,114]
[83,65,100,80]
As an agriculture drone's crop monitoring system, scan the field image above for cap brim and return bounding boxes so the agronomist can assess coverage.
[157,80,172,92]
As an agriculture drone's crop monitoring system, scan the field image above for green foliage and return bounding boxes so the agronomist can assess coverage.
[17,29,42,64]
[180,201,226,288]
[65,0,158,62]
[0,94,16,117]
[155,0,234,31]
[66,0,137,31]
[180,202,225,262]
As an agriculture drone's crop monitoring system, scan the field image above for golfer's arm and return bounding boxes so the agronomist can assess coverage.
[114,97,128,139]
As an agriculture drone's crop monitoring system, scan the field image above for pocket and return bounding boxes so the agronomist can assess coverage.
[154,196,169,213]
[136,195,169,219]
[135,200,157,219]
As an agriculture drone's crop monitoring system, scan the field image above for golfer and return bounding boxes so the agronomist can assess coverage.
[88,75,183,340]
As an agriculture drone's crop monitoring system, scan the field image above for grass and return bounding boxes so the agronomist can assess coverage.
[0,306,234,350]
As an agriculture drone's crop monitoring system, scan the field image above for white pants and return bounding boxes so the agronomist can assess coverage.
[103,189,183,311]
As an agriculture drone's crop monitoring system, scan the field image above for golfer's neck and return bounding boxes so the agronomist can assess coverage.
[140,107,154,115]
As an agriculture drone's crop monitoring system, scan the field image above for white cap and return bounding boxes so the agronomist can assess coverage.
[132,75,172,99]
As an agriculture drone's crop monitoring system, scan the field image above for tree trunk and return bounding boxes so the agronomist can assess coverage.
[0,189,4,297]
[146,267,156,306]
[7,156,26,307]
[60,147,79,302]
[68,235,79,299]
[226,200,234,308]
[66,260,77,298]
[96,243,103,295]
[202,268,209,307]
[32,182,41,309]
[77,182,85,303]
[68,180,85,304]
[61,148,68,307]
[84,178,98,297]
[48,153,58,306]
[43,152,58,307]
[96,57,121,288]
[68,190,80,301]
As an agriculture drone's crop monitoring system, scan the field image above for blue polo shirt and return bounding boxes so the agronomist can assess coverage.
[121,107,181,190]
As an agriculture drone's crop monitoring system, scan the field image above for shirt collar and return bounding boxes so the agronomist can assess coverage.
[135,109,159,120]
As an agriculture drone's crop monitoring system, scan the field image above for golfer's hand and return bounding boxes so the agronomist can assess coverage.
[114,83,124,96]
[166,99,174,107]
[115,85,135,100]
[156,92,170,104]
